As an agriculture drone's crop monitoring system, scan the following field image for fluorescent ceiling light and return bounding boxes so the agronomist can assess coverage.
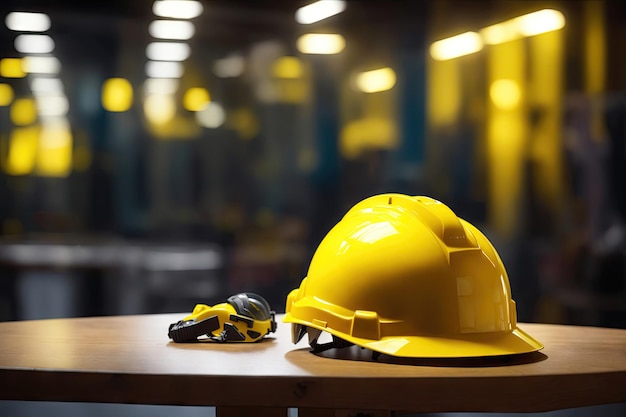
[40,117,70,135]
[5,12,51,32]
[481,9,565,45]
[480,23,519,45]
[152,0,204,19]
[144,93,176,125]
[22,56,61,74]
[39,120,72,148]
[213,54,245,78]
[355,67,396,93]
[296,33,345,54]
[30,77,64,95]
[15,34,55,54]
[144,78,179,95]
[430,32,483,61]
[295,1,346,24]
[518,9,565,37]
[196,102,225,128]
[145,61,184,78]
[146,42,191,61]
[149,20,195,40]
[36,94,69,117]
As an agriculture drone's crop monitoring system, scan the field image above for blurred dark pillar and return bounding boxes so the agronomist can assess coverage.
[308,58,342,248]
[389,29,427,195]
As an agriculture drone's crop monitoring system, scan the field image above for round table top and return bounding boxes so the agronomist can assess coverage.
[0,313,625,413]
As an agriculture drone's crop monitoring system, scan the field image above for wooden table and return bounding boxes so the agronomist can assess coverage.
[1,314,625,417]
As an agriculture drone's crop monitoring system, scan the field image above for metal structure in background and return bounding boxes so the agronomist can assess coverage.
[0,238,223,320]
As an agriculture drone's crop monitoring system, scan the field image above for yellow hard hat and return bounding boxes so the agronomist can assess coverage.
[284,194,543,358]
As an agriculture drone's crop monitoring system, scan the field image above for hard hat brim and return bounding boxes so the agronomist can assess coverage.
[348,326,542,358]
[287,318,543,358]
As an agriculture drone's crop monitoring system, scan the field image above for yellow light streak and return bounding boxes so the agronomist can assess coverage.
[481,9,565,45]
[355,67,396,93]
[430,32,483,61]
[295,0,346,25]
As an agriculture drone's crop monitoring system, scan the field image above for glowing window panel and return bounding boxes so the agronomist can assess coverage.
[5,12,51,32]
[21,56,61,74]
[152,0,204,19]
[146,42,191,61]
[15,34,55,54]
[295,0,346,24]
[296,33,345,54]
[0,84,15,106]
[355,67,396,93]
[430,32,483,61]
[183,87,210,112]
[145,61,184,78]
[149,20,195,40]
[102,78,133,112]
[0,58,26,78]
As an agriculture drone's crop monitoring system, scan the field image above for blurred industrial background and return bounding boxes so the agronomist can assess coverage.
[1,0,625,416]
[0,0,625,326]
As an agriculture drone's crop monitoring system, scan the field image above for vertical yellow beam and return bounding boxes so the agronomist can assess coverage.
[486,39,526,238]
[584,0,606,142]
[428,59,461,127]
[528,30,564,220]
[426,58,461,194]
[584,1,606,94]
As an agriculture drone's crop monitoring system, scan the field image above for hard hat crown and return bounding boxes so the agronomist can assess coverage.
[284,194,542,358]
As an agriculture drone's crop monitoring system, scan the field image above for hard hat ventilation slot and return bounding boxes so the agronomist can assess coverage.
[300,326,382,361]
[306,327,323,345]
[310,333,354,353]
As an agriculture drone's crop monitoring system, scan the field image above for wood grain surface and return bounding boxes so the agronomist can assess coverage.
[0,314,625,413]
